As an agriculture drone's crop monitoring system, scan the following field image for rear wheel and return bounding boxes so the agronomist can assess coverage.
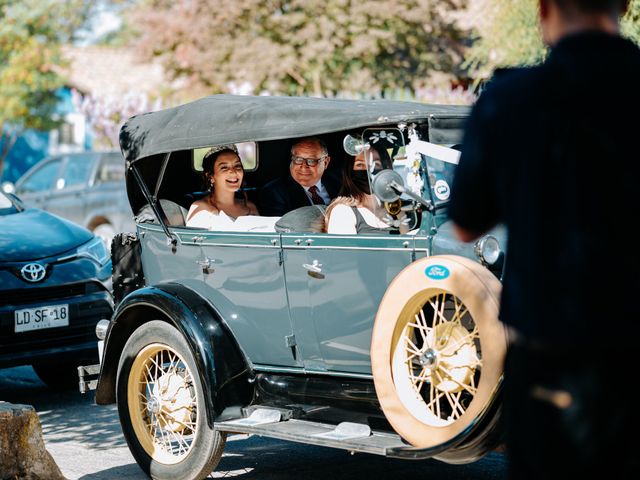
[116,320,225,480]
[371,255,507,454]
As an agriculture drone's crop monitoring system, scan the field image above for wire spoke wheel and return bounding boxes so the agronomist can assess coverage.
[392,292,481,427]
[117,321,226,479]
[128,344,198,464]
[371,255,507,454]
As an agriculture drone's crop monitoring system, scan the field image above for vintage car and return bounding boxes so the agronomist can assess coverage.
[0,190,113,388]
[87,95,507,480]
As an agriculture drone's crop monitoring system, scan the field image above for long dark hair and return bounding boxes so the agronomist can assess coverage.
[336,144,392,199]
[323,145,392,231]
[201,147,249,206]
[202,147,241,190]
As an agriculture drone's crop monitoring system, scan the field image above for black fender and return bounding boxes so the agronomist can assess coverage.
[95,283,251,428]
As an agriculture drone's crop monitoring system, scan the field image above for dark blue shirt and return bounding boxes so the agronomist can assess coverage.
[449,31,640,345]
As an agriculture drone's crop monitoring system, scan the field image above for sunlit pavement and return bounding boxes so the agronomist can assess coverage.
[0,366,506,480]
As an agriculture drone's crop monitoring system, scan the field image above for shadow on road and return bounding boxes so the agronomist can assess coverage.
[0,366,127,449]
[1,366,506,480]
[77,463,145,480]
[206,435,506,479]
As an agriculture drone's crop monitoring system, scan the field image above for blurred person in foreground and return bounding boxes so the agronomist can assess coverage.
[448,0,639,478]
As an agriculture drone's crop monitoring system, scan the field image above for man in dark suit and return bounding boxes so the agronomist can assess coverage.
[260,137,341,216]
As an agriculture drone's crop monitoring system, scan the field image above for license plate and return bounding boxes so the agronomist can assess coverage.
[14,304,70,333]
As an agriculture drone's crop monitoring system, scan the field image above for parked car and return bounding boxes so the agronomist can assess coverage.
[86,95,507,480]
[8,150,134,248]
[0,190,113,388]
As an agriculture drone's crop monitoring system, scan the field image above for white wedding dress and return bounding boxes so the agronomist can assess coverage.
[186,209,279,232]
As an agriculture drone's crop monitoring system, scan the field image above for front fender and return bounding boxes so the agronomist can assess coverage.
[95,283,249,427]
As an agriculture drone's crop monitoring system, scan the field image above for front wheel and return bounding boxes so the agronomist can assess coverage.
[116,320,225,480]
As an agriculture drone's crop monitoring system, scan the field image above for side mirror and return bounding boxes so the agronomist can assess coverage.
[343,135,369,156]
[371,169,404,202]
[372,169,435,212]
[1,181,15,194]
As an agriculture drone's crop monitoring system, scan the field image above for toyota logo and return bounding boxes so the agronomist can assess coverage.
[20,263,47,283]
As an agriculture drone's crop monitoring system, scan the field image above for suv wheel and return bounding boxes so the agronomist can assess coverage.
[116,320,225,480]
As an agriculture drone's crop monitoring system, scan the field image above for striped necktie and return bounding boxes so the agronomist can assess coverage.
[308,185,325,205]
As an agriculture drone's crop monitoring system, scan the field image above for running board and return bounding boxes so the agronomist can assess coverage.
[215,409,408,456]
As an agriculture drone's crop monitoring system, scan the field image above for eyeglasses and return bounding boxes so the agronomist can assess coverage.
[291,155,327,167]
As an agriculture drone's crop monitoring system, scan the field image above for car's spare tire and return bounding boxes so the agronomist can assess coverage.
[371,255,506,453]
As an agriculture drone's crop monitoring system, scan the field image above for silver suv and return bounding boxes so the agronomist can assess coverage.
[11,151,134,247]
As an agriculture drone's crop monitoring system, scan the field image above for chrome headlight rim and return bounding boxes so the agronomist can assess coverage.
[474,235,501,266]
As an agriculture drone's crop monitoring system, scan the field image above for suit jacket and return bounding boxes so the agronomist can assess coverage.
[259,170,341,217]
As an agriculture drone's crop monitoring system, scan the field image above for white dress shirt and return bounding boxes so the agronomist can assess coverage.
[303,181,331,205]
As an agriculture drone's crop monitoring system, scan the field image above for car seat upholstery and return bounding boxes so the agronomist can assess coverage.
[274,205,327,233]
[135,199,189,226]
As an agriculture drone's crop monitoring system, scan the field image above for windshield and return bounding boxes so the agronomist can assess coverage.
[0,191,18,216]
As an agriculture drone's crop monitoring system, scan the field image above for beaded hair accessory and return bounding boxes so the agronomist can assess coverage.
[203,143,238,160]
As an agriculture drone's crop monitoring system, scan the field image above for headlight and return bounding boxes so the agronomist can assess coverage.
[96,319,110,340]
[475,235,501,266]
[78,236,110,266]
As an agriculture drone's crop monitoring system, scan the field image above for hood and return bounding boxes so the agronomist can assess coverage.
[0,208,94,262]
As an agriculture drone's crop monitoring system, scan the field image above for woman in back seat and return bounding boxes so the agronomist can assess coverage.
[186,144,259,229]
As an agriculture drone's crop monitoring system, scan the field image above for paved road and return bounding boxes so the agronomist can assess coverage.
[1,366,507,480]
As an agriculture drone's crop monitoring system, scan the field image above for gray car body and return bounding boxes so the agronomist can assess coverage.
[14,151,135,236]
[108,94,505,378]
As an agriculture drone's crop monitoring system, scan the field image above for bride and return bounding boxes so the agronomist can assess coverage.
[186,144,259,229]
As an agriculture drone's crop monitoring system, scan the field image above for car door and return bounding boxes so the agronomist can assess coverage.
[46,153,95,225]
[282,232,416,376]
[14,157,64,209]
[198,231,301,368]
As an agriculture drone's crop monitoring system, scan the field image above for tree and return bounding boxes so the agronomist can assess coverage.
[622,0,640,40]
[464,0,640,79]
[0,0,97,178]
[72,89,162,149]
[128,0,470,98]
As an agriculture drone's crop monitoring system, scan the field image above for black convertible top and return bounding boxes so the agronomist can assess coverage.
[119,94,470,163]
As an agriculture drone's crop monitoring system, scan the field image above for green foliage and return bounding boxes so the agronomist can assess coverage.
[466,0,640,78]
[129,0,469,98]
[622,0,640,41]
[0,0,97,175]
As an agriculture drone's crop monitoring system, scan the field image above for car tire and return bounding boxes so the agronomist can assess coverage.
[93,223,116,251]
[116,320,226,480]
[33,362,82,390]
[371,255,507,450]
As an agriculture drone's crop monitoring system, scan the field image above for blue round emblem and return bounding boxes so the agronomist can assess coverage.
[425,265,450,280]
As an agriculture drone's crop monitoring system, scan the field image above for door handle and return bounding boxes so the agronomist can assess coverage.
[302,260,322,273]
[196,257,216,274]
